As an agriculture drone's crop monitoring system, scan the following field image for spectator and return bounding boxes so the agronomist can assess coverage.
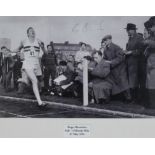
[53,60,76,96]
[1,46,15,91]
[125,23,145,104]
[42,43,57,92]
[89,51,113,104]
[143,17,155,108]
[12,54,23,90]
[102,35,130,102]
[75,42,90,67]
[0,47,4,83]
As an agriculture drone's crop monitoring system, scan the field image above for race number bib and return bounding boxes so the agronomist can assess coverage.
[30,46,35,56]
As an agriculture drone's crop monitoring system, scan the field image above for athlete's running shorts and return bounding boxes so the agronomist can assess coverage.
[22,59,42,76]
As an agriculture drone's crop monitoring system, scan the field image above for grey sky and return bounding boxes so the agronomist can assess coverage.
[0,16,150,49]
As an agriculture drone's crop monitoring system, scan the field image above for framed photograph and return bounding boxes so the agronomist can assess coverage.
[1,16,155,137]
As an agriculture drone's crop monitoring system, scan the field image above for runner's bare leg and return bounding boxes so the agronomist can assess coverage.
[24,69,43,105]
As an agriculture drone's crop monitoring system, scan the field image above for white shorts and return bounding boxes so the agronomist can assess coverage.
[22,59,42,76]
[18,71,30,86]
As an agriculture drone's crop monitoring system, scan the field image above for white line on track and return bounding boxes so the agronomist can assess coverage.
[0,110,28,118]
[25,110,73,117]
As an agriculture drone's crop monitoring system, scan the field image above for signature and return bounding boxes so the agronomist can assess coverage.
[72,21,104,32]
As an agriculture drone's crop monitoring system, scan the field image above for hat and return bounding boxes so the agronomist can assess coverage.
[125,23,137,31]
[144,20,153,29]
[102,35,112,42]
[149,16,155,22]
[149,16,155,27]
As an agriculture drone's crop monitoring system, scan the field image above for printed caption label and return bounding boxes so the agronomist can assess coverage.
[64,124,91,137]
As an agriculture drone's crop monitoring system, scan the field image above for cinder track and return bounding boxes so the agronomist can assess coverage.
[0,95,154,118]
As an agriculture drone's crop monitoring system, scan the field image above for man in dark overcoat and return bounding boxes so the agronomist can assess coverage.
[143,17,155,108]
[42,43,57,92]
[125,23,145,103]
[89,51,113,104]
[102,35,129,99]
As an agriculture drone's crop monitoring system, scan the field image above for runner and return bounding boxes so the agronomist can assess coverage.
[17,27,46,107]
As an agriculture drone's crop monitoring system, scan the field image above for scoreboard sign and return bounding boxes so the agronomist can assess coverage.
[52,42,92,62]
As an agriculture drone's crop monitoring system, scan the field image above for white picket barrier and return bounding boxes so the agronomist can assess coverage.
[83,59,89,106]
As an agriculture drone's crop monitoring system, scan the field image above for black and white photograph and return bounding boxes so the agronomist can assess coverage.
[0,16,155,118]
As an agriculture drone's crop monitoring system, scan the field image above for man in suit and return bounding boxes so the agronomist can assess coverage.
[125,23,145,104]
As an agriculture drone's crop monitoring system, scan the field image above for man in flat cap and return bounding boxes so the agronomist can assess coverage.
[102,35,130,101]
[102,35,112,42]
[125,23,145,104]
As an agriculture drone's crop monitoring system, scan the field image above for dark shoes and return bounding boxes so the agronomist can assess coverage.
[37,102,48,110]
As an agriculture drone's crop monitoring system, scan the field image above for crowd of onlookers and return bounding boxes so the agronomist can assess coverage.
[2,16,155,109]
[0,46,22,91]
[0,42,89,99]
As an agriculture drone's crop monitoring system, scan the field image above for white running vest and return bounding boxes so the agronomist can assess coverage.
[22,38,40,61]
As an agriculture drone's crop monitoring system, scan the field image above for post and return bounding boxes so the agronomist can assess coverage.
[83,58,88,106]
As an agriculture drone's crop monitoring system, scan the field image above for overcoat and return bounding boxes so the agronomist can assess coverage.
[91,59,113,102]
[104,43,129,95]
[126,33,144,88]
[144,38,155,89]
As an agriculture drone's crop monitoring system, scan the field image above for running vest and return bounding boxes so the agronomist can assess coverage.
[22,38,40,60]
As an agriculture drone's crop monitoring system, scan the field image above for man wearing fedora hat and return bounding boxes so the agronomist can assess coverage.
[125,23,145,104]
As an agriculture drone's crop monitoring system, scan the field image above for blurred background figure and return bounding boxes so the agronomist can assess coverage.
[0,46,16,92]
[100,40,106,57]
[12,54,23,90]
[0,47,4,83]
[75,42,91,68]
[42,42,57,93]
[143,17,155,109]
